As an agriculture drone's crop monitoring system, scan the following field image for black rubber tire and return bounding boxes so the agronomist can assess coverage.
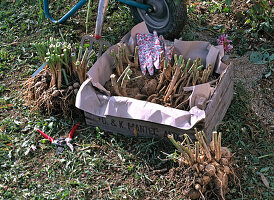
[130,0,187,40]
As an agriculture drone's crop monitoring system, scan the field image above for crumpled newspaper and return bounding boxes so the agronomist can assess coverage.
[136,31,174,75]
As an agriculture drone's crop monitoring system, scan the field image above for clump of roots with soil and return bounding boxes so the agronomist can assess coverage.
[168,131,239,199]
[22,37,94,116]
[105,43,217,110]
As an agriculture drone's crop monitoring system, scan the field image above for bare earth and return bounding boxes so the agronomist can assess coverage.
[231,54,273,129]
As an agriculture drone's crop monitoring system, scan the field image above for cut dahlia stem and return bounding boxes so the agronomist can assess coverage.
[192,71,200,85]
[110,74,122,96]
[184,134,194,162]
[201,69,207,83]
[134,46,139,67]
[117,65,130,83]
[217,132,222,161]
[174,54,178,65]
[212,131,217,152]
[184,58,191,73]
[184,134,191,148]
[158,85,166,95]
[157,60,167,91]
[178,55,183,66]
[123,44,137,67]
[110,49,121,76]
[62,69,69,86]
[202,130,210,147]
[195,129,212,161]
[77,46,83,62]
[214,131,218,156]
[168,134,193,164]
[121,69,131,97]
[173,75,185,94]
[204,64,212,83]
[118,47,124,74]
[71,52,77,76]
[188,61,196,73]
[57,63,62,90]
[164,62,183,102]
[195,141,200,163]
[196,57,201,66]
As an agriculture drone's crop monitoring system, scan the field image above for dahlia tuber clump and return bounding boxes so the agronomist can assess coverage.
[168,130,238,199]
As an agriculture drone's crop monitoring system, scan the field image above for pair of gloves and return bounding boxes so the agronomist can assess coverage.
[136,31,174,76]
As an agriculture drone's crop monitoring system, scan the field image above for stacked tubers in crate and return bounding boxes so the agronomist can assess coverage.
[106,43,215,111]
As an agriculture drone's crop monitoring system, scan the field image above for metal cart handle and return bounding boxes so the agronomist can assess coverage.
[43,0,152,24]
[43,0,88,24]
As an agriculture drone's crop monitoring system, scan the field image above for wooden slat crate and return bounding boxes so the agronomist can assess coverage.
[85,64,233,141]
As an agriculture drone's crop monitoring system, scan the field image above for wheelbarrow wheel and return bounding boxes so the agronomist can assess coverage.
[130,0,187,39]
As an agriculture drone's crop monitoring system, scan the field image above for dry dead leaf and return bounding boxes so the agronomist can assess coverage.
[260,172,270,188]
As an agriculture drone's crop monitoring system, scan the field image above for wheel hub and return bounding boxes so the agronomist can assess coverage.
[136,0,170,29]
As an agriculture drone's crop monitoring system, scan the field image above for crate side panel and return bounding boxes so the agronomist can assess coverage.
[85,112,198,140]
[205,64,233,118]
[206,80,233,122]
[204,81,234,136]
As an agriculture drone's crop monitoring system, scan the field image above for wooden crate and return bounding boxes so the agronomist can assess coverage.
[85,64,233,141]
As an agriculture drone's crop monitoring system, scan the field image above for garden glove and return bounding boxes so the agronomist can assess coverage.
[159,35,174,61]
[136,31,162,75]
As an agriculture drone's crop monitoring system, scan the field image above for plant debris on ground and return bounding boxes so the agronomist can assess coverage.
[0,0,273,199]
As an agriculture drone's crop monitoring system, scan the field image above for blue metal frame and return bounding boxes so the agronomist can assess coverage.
[44,0,88,24]
[117,0,152,11]
[44,0,152,24]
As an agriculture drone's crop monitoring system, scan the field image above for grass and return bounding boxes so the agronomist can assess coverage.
[218,83,274,199]
[0,0,273,199]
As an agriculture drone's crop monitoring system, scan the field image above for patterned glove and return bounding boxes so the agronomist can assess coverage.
[159,35,174,61]
[136,31,162,75]
[136,31,175,75]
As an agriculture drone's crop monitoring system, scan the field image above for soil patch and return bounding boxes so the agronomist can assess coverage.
[231,53,273,128]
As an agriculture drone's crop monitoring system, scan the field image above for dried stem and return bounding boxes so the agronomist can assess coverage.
[195,141,200,163]
[134,46,139,67]
[48,64,57,87]
[184,134,194,162]
[214,131,218,156]
[195,129,212,161]
[192,71,200,85]
[123,44,137,67]
[118,47,124,74]
[216,132,222,161]
[212,131,217,152]
[110,49,121,76]
[157,60,167,91]
[164,61,182,102]
[110,74,122,96]
[168,134,194,164]
[57,62,62,89]
[62,69,69,86]
[202,130,210,147]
